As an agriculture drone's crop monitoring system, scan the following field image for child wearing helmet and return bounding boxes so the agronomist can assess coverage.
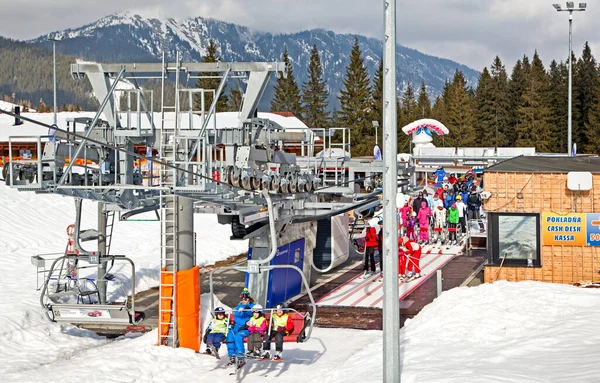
[246,305,267,357]
[406,211,417,241]
[417,201,432,243]
[447,203,460,243]
[262,304,294,361]
[455,194,467,234]
[203,307,228,357]
[226,288,255,367]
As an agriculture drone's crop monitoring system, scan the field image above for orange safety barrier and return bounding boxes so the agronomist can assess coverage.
[158,266,200,352]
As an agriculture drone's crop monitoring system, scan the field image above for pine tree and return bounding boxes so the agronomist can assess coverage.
[583,85,600,154]
[488,56,511,147]
[474,67,495,146]
[194,39,228,112]
[445,70,476,146]
[515,52,554,152]
[548,60,569,152]
[574,42,598,149]
[507,57,529,146]
[271,48,303,117]
[372,61,383,127]
[416,81,431,119]
[400,83,417,127]
[337,38,373,156]
[431,95,447,147]
[301,44,329,129]
[227,83,244,112]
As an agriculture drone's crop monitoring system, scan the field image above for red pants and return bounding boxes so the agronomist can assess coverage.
[407,249,422,274]
[398,252,406,275]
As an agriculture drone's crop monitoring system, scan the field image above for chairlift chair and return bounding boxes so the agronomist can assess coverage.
[208,264,317,344]
[40,254,144,326]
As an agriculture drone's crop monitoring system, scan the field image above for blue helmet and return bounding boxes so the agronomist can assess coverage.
[214,306,226,314]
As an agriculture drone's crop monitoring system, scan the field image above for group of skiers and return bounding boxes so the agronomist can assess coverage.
[202,288,294,370]
[399,167,484,245]
[361,218,423,281]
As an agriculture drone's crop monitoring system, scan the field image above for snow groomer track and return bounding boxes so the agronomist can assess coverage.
[292,242,486,330]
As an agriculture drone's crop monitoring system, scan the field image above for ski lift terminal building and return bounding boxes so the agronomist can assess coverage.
[483,155,600,284]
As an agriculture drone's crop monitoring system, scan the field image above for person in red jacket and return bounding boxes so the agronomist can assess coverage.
[363,218,379,277]
[398,237,407,278]
[401,236,422,279]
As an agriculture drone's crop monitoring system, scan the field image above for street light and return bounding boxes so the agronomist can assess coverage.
[553,2,586,156]
[47,33,63,126]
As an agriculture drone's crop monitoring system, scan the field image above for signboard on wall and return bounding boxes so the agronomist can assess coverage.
[541,212,600,246]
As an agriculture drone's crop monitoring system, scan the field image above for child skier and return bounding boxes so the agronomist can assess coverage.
[406,212,417,241]
[246,304,267,358]
[262,304,295,361]
[203,306,228,358]
[399,201,412,236]
[447,203,459,244]
[417,201,432,243]
[433,204,447,244]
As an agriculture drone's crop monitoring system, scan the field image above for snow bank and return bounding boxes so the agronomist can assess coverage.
[2,181,600,382]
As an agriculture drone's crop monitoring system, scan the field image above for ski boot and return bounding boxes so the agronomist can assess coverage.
[272,351,283,361]
[208,344,219,359]
[227,355,237,366]
[236,356,246,368]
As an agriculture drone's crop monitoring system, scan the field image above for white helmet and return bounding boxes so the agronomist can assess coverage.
[252,304,263,312]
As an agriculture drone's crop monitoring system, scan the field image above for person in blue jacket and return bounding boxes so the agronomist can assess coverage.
[226,288,255,367]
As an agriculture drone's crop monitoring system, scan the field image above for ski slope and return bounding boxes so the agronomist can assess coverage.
[2,183,600,382]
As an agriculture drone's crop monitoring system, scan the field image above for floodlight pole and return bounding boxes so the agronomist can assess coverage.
[382,0,400,382]
[48,34,61,126]
[553,3,587,155]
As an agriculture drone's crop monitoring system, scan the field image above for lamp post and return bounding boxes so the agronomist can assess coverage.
[553,2,587,156]
[47,33,63,126]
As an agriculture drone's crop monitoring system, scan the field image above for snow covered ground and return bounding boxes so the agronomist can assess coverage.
[2,183,600,382]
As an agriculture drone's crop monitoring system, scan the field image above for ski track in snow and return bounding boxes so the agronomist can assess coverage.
[2,183,600,382]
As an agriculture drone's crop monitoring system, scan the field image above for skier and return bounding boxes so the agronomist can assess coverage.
[402,236,422,280]
[377,219,384,279]
[226,288,255,368]
[406,212,417,241]
[262,304,295,361]
[467,187,482,221]
[448,173,458,185]
[433,204,447,244]
[203,306,228,358]
[417,201,432,243]
[412,191,427,215]
[455,195,467,234]
[399,201,412,236]
[433,166,446,184]
[445,189,456,209]
[447,203,459,244]
[363,218,379,277]
[398,237,407,279]
[246,304,268,358]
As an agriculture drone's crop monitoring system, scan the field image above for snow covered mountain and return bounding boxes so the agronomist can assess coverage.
[30,11,480,106]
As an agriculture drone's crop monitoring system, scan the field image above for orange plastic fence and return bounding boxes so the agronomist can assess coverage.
[158,266,200,351]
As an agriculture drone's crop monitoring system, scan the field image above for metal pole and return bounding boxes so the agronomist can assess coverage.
[382,1,400,382]
[568,11,573,156]
[97,203,107,304]
[53,40,57,126]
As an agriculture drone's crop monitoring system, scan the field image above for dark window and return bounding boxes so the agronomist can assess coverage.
[488,212,541,267]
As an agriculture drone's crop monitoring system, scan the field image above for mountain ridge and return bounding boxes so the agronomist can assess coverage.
[28,11,480,108]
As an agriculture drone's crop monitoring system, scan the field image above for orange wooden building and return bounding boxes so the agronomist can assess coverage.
[482,156,600,285]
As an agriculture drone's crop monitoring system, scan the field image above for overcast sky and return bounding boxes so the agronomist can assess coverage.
[0,0,598,71]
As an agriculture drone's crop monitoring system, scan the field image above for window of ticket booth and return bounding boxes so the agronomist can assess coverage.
[488,212,541,267]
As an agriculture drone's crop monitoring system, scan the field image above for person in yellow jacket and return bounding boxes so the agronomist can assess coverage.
[262,304,294,361]
[203,307,228,358]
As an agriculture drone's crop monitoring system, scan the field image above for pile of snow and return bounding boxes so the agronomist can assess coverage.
[2,182,600,382]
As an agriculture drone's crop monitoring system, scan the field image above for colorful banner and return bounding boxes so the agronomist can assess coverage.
[586,213,600,246]
[542,213,587,246]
